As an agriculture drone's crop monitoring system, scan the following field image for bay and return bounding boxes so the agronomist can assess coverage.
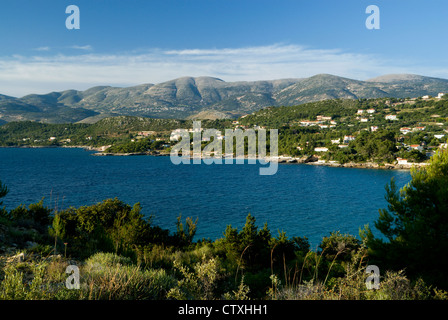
[0,147,411,247]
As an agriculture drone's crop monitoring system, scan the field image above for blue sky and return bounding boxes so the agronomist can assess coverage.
[0,0,447,96]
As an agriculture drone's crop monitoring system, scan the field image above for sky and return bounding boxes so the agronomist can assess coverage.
[0,0,447,97]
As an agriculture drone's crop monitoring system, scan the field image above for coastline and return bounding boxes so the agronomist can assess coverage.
[91,148,426,170]
[0,145,428,170]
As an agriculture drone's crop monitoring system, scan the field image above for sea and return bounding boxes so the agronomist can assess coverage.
[0,147,411,247]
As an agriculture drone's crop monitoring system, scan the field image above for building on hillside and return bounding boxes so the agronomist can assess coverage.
[385,114,398,121]
[300,120,320,127]
[314,147,329,152]
[400,127,412,134]
[396,158,409,165]
[370,126,379,132]
[409,144,424,152]
[437,93,445,99]
[434,134,445,140]
[343,135,356,144]
[366,109,376,114]
[413,127,426,131]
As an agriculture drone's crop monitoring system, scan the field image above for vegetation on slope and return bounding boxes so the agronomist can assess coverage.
[1,149,448,300]
[1,96,448,163]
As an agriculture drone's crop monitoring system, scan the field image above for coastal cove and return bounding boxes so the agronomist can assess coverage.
[93,150,425,171]
[0,147,412,247]
[6,145,425,170]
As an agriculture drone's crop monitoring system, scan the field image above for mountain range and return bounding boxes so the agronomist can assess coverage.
[1,73,448,123]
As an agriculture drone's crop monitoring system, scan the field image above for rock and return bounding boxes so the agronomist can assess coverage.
[304,155,318,163]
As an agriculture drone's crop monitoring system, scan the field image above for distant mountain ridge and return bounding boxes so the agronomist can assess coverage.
[1,73,448,123]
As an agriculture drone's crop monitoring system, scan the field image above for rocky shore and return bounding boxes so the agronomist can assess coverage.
[89,149,428,170]
[302,159,428,170]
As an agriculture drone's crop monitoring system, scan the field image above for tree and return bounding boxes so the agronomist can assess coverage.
[0,180,8,207]
[175,214,198,247]
[50,212,66,255]
[361,149,448,288]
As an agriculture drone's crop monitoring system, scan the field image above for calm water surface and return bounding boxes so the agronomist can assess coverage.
[0,147,411,247]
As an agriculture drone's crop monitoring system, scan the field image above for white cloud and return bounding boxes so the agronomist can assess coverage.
[0,43,446,97]
[34,46,51,52]
[70,45,93,51]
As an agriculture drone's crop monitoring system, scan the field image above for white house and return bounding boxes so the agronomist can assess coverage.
[385,115,398,121]
[338,144,349,148]
[397,158,409,165]
[357,109,365,114]
[360,118,369,123]
[331,139,341,144]
[314,147,329,152]
[434,134,445,140]
[371,126,379,132]
[409,144,424,152]
[400,127,412,134]
[437,93,445,99]
[300,120,320,127]
[366,109,376,114]
[343,135,356,144]
[422,95,430,99]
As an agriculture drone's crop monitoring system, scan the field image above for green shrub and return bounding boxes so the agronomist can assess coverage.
[83,252,176,300]
[167,254,223,300]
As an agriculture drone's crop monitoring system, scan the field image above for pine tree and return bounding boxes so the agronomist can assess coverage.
[361,149,448,288]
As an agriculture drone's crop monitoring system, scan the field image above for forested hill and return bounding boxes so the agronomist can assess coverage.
[1,73,448,123]
[1,95,447,165]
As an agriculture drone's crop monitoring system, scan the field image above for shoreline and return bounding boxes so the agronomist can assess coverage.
[91,149,425,170]
[1,145,428,170]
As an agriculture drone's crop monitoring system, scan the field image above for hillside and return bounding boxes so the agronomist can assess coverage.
[1,74,448,123]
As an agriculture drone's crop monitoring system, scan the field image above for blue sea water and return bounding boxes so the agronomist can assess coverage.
[0,147,411,247]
